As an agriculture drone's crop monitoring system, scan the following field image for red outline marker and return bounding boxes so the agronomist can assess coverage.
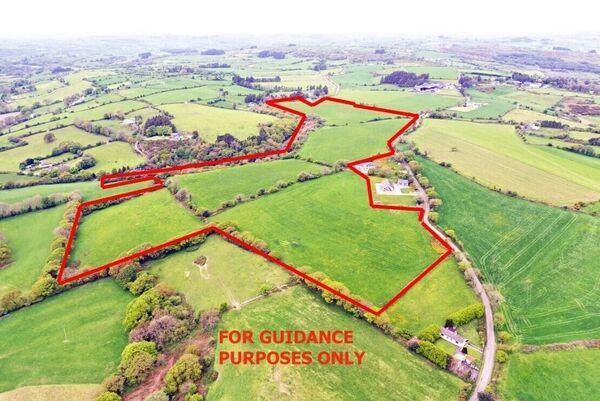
[57,96,452,316]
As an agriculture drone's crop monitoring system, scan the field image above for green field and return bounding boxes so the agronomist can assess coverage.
[501,90,561,112]
[143,85,260,107]
[420,157,600,344]
[411,119,600,205]
[148,235,291,311]
[208,286,463,401]
[0,206,65,297]
[447,88,515,119]
[0,173,38,185]
[338,88,463,113]
[82,141,145,173]
[284,99,394,126]
[386,258,479,335]
[299,119,408,164]
[0,280,132,392]
[212,172,443,307]
[502,108,588,129]
[159,103,279,142]
[0,384,102,401]
[0,126,107,172]
[71,189,202,268]
[174,159,323,212]
[499,348,600,401]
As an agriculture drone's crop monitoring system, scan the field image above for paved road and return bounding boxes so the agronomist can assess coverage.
[403,160,496,400]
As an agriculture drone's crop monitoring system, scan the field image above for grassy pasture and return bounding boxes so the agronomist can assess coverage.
[148,235,291,311]
[0,206,64,297]
[386,258,479,335]
[501,90,561,112]
[0,384,102,401]
[0,280,132,392]
[212,172,444,307]
[159,103,278,142]
[338,88,462,113]
[5,100,147,137]
[331,65,382,87]
[499,349,600,401]
[11,80,93,110]
[173,159,323,212]
[208,287,463,401]
[448,88,514,119]
[82,141,145,173]
[284,98,394,126]
[410,119,600,205]
[0,173,38,185]
[298,119,408,164]
[0,126,107,172]
[0,180,152,205]
[502,108,588,129]
[420,157,600,344]
[71,189,202,268]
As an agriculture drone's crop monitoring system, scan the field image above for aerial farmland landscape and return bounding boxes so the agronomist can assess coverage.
[0,2,599,401]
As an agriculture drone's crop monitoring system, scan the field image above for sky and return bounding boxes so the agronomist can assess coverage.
[1,0,599,38]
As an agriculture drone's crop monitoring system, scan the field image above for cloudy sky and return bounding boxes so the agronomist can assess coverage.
[1,0,598,37]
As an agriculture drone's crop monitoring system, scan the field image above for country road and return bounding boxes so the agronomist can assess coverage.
[403,160,496,401]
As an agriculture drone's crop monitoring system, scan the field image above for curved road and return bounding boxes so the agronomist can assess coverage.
[403,161,496,400]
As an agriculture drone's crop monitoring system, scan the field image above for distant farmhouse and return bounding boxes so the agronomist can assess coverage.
[440,326,468,348]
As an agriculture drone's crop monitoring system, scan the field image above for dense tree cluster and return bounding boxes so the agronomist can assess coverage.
[380,70,429,87]
[232,74,281,89]
[257,50,285,59]
[144,114,177,137]
[539,120,567,129]
[511,72,536,83]
[201,49,225,55]
[446,303,485,326]
[313,60,327,71]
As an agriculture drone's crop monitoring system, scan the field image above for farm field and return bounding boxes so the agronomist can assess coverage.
[447,88,515,119]
[0,173,38,184]
[299,119,408,164]
[502,108,588,129]
[0,384,102,401]
[212,172,444,307]
[0,126,107,172]
[338,88,463,112]
[499,348,600,401]
[208,286,464,401]
[159,103,279,141]
[0,179,152,204]
[148,235,291,311]
[284,98,396,125]
[410,119,600,205]
[173,159,323,212]
[82,141,145,173]
[0,206,65,297]
[70,189,202,268]
[501,90,562,112]
[420,157,600,344]
[141,85,259,106]
[0,280,132,392]
[386,258,479,335]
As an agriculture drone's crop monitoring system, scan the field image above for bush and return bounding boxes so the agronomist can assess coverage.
[446,303,485,326]
[0,290,26,314]
[496,350,508,363]
[94,392,122,401]
[164,353,203,394]
[0,240,11,267]
[417,341,450,368]
[418,324,441,342]
[129,272,158,295]
[119,341,158,385]
[129,314,189,350]
[103,374,125,394]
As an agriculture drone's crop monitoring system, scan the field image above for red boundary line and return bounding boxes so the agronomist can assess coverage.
[57,96,452,316]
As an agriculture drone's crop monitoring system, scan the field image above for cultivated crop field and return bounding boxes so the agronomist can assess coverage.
[410,119,600,205]
[209,287,464,401]
[420,157,600,344]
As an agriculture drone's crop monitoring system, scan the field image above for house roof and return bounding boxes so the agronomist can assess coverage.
[441,327,467,344]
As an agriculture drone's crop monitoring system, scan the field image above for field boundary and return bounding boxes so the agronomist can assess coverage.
[57,96,452,315]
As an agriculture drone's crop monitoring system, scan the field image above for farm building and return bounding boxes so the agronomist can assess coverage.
[355,161,376,174]
[440,327,468,348]
[375,179,409,195]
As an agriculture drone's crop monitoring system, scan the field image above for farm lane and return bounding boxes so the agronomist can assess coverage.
[403,159,496,401]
